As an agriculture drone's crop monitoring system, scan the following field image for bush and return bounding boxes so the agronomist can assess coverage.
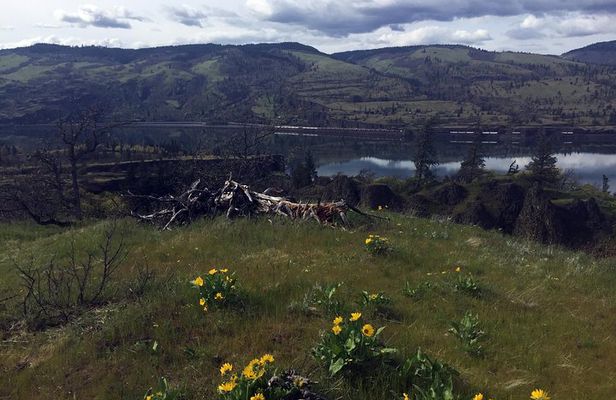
[143,377,184,400]
[359,291,391,307]
[399,349,459,400]
[454,274,482,298]
[313,312,396,376]
[216,354,326,400]
[449,312,485,357]
[289,282,345,316]
[364,234,390,255]
[192,268,238,311]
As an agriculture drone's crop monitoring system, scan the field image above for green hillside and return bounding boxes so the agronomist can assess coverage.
[1,215,614,399]
[1,42,616,126]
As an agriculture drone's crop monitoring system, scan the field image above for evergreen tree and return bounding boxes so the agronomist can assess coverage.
[457,140,485,183]
[413,120,438,185]
[526,133,560,184]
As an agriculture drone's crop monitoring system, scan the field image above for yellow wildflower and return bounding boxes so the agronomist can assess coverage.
[145,396,152,400]
[472,394,484,400]
[350,312,362,321]
[220,268,229,273]
[193,276,204,286]
[260,353,274,364]
[250,394,265,400]
[369,293,378,301]
[218,379,237,393]
[208,268,218,275]
[333,316,343,325]
[332,325,342,335]
[215,292,224,300]
[243,359,265,380]
[530,389,550,400]
[362,324,375,337]
[220,362,233,376]
[455,266,461,272]
[199,298,206,306]
[365,238,373,245]
[403,393,410,400]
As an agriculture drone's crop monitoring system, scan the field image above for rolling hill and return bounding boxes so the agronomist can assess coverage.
[1,42,615,127]
[562,40,616,66]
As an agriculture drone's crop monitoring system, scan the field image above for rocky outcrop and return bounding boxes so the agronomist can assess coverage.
[513,185,565,244]
[453,202,495,229]
[361,184,405,210]
[321,175,361,206]
[559,197,612,247]
[492,183,526,233]
[430,182,468,206]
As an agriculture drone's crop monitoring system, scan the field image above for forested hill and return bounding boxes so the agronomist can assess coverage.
[562,40,616,66]
[1,41,615,127]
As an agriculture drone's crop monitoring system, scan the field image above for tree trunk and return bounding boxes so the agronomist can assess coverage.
[69,154,82,220]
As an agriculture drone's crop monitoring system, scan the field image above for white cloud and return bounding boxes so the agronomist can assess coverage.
[556,14,615,37]
[246,0,273,16]
[377,26,492,46]
[520,15,542,29]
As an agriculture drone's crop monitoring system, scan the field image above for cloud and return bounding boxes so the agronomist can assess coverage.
[506,12,616,40]
[54,5,146,29]
[166,5,208,27]
[377,26,492,46]
[556,14,616,37]
[245,0,616,36]
[506,27,546,40]
[0,26,14,31]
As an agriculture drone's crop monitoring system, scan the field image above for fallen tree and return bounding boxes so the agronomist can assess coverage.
[127,178,378,229]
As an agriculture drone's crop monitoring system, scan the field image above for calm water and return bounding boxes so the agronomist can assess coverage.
[3,124,616,188]
[318,153,616,187]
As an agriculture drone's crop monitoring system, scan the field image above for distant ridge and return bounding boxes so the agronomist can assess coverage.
[562,40,616,66]
[0,41,614,126]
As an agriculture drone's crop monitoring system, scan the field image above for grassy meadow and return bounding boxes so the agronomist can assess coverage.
[1,213,615,399]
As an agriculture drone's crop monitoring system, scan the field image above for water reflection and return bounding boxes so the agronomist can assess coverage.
[318,153,616,187]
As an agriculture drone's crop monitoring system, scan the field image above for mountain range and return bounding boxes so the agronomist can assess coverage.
[1,40,615,127]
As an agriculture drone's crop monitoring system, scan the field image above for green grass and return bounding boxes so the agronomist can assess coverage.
[1,215,615,399]
[0,54,29,72]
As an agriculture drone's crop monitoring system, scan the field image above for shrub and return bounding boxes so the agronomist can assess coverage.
[16,222,127,328]
[216,355,326,400]
[364,234,390,255]
[399,349,459,400]
[449,312,485,357]
[403,281,435,300]
[192,268,238,311]
[359,290,391,307]
[289,282,345,316]
[313,312,396,376]
[454,274,482,298]
[143,377,183,400]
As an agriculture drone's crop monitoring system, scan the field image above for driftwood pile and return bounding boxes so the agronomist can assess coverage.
[127,179,370,229]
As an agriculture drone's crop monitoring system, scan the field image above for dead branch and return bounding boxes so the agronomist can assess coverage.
[126,178,372,229]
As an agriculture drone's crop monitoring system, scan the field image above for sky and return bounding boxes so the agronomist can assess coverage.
[0,1,615,54]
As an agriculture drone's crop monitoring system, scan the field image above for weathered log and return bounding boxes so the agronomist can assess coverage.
[125,178,372,229]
